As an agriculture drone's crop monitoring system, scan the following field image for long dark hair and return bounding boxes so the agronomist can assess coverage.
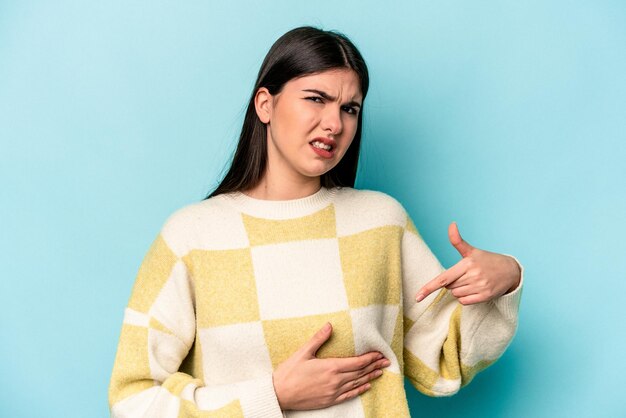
[206,26,369,199]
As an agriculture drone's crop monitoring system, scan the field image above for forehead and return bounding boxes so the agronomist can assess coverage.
[287,69,363,101]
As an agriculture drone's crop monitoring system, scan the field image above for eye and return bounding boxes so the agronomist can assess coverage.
[342,105,359,116]
[305,96,324,103]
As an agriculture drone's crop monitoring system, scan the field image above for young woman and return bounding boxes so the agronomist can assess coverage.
[109,26,522,417]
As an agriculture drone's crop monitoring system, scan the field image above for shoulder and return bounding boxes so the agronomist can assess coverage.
[158,195,241,256]
[332,187,409,235]
[160,196,229,232]
[334,187,406,213]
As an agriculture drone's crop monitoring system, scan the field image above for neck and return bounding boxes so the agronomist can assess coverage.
[245,174,321,201]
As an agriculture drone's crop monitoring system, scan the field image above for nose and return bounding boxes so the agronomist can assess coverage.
[321,105,343,136]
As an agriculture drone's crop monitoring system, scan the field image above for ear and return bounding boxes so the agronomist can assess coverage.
[254,87,272,124]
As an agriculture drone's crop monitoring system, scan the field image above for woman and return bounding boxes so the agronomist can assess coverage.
[109,26,522,417]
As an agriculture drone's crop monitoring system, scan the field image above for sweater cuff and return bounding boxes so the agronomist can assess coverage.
[492,255,524,322]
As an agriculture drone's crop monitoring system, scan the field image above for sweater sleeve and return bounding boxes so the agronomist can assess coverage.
[108,233,283,418]
[400,215,523,397]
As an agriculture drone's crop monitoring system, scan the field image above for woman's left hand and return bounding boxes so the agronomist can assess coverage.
[415,222,521,305]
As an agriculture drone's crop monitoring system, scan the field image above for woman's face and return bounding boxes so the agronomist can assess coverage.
[256,68,363,184]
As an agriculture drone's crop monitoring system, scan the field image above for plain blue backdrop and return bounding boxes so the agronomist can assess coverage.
[1,1,625,417]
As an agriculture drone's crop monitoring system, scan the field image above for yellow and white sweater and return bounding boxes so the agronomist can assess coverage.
[109,186,522,417]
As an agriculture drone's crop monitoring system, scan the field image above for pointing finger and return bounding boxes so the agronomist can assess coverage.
[415,259,468,302]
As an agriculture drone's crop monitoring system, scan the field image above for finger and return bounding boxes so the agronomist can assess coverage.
[303,322,333,357]
[448,222,474,258]
[339,357,390,383]
[450,284,477,299]
[332,351,384,372]
[415,259,468,302]
[338,367,384,394]
[458,293,487,305]
[334,382,371,404]
[445,271,474,289]
[445,278,469,289]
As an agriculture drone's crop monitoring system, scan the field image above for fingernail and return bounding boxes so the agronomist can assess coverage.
[323,322,331,332]
[415,293,424,302]
[376,353,383,360]
[375,369,383,377]
[383,360,391,367]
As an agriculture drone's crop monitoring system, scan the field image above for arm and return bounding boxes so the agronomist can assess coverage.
[401,216,523,396]
[108,234,283,418]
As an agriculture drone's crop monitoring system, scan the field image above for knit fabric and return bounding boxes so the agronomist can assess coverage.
[109,186,523,417]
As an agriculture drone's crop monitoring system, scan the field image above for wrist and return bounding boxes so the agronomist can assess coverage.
[272,371,288,410]
[504,256,521,294]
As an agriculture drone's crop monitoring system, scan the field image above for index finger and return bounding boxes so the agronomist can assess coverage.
[415,260,468,302]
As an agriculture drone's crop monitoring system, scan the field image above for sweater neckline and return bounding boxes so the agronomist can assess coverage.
[221,186,339,219]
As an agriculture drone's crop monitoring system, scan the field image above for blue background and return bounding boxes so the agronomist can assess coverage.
[1,1,625,417]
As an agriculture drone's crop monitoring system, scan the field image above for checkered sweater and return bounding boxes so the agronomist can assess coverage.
[109,186,522,417]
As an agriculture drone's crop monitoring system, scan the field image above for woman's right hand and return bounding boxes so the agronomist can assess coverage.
[271,322,391,411]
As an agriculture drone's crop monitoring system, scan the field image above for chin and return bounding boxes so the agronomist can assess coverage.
[302,166,334,178]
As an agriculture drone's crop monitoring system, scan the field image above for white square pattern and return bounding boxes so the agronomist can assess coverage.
[198,322,274,386]
[350,304,401,374]
[251,238,349,320]
[162,200,251,256]
[333,189,406,238]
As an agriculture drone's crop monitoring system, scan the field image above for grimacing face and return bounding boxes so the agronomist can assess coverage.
[255,68,363,183]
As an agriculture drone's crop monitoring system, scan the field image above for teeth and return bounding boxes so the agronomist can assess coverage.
[312,141,331,151]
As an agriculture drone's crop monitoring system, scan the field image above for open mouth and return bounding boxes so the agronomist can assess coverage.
[310,140,333,151]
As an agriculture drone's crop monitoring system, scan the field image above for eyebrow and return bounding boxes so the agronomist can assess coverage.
[302,89,362,108]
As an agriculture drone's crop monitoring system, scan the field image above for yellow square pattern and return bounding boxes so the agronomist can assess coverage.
[338,226,403,308]
[262,310,355,368]
[403,348,439,396]
[361,371,410,418]
[129,234,178,313]
[391,309,405,371]
[109,325,153,405]
[184,248,260,327]
[242,205,337,246]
